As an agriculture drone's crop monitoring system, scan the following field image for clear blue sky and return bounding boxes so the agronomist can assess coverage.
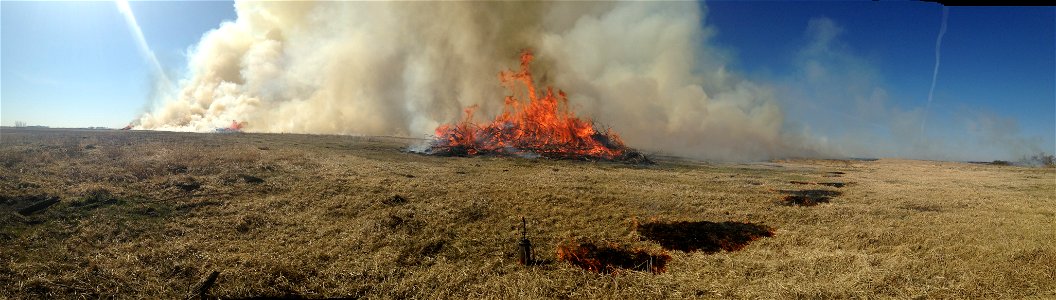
[1,1,1053,158]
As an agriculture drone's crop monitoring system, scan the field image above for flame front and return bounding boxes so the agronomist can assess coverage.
[430,50,629,160]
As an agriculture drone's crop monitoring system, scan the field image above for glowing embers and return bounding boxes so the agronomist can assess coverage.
[636,221,775,253]
[428,50,647,163]
[557,241,670,274]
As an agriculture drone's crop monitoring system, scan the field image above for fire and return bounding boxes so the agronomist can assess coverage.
[215,120,246,133]
[227,120,246,131]
[429,50,636,161]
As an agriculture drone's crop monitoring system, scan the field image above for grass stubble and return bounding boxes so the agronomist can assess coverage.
[0,127,1053,298]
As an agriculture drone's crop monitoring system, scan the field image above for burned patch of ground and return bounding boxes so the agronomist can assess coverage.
[167,176,202,192]
[1,188,54,214]
[1,194,53,208]
[970,160,1013,166]
[165,163,188,174]
[218,174,266,186]
[780,189,841,206]
[9,194,60,216]
[636,221,775,253]
[557,241,669,274]
[382,194,408,206]
[790,181,850,188]
[69,188,122,209]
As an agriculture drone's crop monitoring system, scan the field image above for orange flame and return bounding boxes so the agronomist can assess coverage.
[430,50,629,160]
[227,120,245,131]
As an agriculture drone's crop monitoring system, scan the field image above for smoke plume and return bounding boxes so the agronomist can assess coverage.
[921,7,949,137]
[134,1,825,161]
[115,0,172,88]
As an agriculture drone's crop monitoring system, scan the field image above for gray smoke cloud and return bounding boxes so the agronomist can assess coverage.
[133,1,827,161]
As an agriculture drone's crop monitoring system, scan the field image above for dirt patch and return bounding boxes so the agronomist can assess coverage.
[557,241,669,274]
[637,221,775,253]
[780,189,841,206]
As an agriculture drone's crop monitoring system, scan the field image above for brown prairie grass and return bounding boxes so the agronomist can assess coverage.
[0,127,1054,299]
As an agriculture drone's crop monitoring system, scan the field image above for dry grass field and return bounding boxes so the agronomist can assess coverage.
[1,128,1053,299]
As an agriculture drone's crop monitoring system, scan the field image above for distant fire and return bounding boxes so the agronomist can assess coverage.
[427,50,644,162]
[216,120,246,133]
[227,120,245,131]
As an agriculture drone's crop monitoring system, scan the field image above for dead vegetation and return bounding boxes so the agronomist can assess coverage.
[1,128,1054,299]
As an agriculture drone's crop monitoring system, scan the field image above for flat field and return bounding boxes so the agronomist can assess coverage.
[1,128,1053,299]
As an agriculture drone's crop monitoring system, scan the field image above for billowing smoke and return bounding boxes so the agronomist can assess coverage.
[134,1,826,161]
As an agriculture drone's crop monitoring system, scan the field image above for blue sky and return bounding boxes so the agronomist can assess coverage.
[1,1,1052,159]
[1,1,236,128]
[705,2,1054,157]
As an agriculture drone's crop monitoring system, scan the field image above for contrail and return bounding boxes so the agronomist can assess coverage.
[115,0,172,88]
[921,7,949,137]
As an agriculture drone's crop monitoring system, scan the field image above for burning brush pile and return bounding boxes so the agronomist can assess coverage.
[424,51,650,164]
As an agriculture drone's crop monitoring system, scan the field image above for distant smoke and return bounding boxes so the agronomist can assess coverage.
[134,1,821,161]
[921,7,949,138]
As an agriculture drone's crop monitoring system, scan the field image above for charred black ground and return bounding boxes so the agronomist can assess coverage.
[557,241,670,274]
[636,221,775,253]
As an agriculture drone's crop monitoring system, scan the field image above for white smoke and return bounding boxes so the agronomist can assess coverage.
[921,7,949,138]
[115,0,172,88]
[135,1,824,161]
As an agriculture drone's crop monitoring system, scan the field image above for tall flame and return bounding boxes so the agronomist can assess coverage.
[429,50,631,160]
